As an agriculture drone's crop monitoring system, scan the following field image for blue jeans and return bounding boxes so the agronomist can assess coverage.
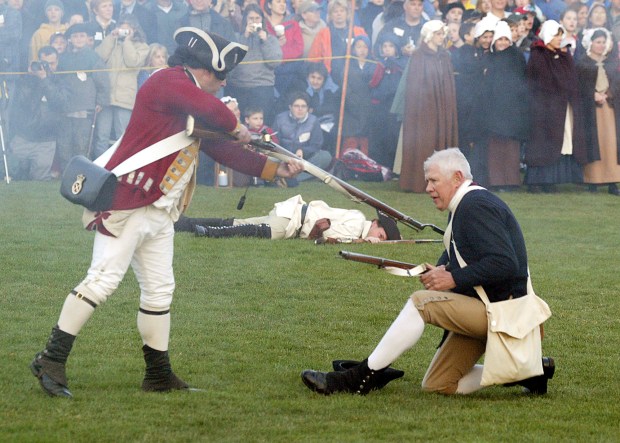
[93,106,132,158]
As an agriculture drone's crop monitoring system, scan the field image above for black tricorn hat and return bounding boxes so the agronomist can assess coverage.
[173,27,248,78]
[377,211,401,241]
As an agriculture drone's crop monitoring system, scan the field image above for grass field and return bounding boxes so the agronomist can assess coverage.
[1,180,619,442]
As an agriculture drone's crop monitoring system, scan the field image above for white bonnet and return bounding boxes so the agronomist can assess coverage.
[539,20,564,46]
[581,27,613,56]
[421,20,448,44]
[491,20,513,50]
[474,16,497,39]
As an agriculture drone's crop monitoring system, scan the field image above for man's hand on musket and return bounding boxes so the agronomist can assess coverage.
[419,264,456,291]
[276,159,304,178]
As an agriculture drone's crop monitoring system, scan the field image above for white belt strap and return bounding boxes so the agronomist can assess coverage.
[93,131,196,177]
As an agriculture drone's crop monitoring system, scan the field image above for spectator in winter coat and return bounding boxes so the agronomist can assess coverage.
[225,4,282,124]
[30,0,67,62]
[9,46,66,180]
[93,15,149,157]
[272,91,331,181]
[89,0,116,47]
[55,22,110,170]
[368,32,406,168]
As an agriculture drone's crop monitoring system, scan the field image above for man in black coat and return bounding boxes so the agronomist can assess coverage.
[8,46,65,180]
[301,148,554,397]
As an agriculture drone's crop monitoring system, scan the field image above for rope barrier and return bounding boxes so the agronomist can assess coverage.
[0,54,380,76]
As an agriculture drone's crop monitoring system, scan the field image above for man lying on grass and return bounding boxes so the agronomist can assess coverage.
[174,194,401,242]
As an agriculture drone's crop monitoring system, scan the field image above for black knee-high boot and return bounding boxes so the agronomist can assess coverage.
[174,215,234,232]
[301,359,388,395]
[141,345,189,392]
[30,325,76,398]
[194,223,271,239]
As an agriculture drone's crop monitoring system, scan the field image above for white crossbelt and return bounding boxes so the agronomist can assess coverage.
[93,131,196,177]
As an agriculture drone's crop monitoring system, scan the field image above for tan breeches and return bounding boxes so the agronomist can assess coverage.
[411,290,488,395]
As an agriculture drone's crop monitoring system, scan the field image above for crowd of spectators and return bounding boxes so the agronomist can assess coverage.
[1,0,620,193]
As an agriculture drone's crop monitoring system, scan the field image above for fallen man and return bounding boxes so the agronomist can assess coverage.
[174,194,401,242]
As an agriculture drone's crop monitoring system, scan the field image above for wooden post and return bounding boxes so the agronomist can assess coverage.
[334,0,356,159]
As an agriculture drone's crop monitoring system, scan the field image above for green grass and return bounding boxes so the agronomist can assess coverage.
[1,180,619,442]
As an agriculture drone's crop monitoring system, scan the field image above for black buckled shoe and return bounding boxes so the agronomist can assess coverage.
[519,357,555,395]
[331,360,404,390]
[301,370,330,394]
[301,359,392,396]
[30,353,73,398]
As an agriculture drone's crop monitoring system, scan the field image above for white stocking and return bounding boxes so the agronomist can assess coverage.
[57,293,96,336]
[456,364,485,394]
[368,299,425,371]
[137,311,171,351]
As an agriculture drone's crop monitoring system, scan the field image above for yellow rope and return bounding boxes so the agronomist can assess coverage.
[0,54,380,76]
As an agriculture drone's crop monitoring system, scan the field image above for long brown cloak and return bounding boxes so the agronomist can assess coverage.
[400,42,458,193]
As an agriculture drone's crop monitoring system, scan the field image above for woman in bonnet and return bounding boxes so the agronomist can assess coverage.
[397,20,458,193]
[483,20,529,191]
[576,28,620,196]
[524,20,587,193]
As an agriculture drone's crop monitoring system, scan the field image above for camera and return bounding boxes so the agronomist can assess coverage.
[30,60,50,73]
[251,23,262,32]
[118,28,130,38]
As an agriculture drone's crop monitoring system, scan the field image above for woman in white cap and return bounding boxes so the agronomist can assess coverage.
[483,19,529,191]
[576,27,620,196]
[398,19,458,193]
[524,20,587,193]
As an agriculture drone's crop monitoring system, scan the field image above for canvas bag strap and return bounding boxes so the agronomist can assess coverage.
[92,131,196,177]
[446,185,535,305]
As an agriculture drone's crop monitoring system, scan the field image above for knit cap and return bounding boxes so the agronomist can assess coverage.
[45,0,65,12]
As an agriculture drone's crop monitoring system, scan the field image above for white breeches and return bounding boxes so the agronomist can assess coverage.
[74,205,175,311]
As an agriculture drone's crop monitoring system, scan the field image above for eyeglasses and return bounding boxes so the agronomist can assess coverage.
[291,103,308,109]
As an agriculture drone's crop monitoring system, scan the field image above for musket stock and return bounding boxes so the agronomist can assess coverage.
[339,250,427,272]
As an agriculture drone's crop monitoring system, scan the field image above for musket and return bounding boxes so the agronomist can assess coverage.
[339,250,428,277]
[185,120,445,236]
[316,237,443,245]
[251,133,445,235]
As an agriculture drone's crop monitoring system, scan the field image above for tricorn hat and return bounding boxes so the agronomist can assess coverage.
[173,27,248,79]
[377,211,401,241]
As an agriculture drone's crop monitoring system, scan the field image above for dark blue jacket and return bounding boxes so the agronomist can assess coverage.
[438,189,529,302]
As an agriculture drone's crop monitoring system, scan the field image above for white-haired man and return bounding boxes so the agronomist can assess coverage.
[301,148,554,396]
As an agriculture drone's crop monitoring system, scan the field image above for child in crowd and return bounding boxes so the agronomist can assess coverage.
[30,0,68,62]
[368,33,406,168]
[342,35,374,155]
[448,22,463,51]
[287,62,340,153]
[560,7,579,56]
[244,107,279,144]
[49,31,67,55]
[441,2,465,25]
[138,43,168,88]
